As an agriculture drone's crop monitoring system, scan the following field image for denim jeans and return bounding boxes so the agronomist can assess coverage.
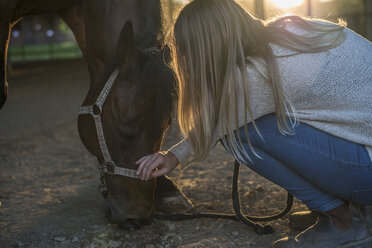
[222,114,372,212]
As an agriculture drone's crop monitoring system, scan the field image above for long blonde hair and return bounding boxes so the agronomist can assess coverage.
[169,0,346,161]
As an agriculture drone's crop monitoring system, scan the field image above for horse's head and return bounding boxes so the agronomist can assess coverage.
[78,21,175,227]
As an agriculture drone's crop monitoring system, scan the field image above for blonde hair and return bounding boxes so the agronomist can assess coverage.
[169,0,346,161]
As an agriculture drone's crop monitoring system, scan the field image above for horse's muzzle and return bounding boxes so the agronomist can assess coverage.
[105,200,153,230]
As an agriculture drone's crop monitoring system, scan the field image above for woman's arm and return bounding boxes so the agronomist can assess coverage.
[136,137,195,180]
[135,150,180,181]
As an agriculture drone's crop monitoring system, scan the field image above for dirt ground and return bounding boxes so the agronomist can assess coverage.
[0,59,308,248]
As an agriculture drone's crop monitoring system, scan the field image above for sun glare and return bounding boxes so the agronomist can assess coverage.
[269,0,305,9]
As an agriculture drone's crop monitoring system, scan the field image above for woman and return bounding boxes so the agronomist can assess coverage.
[136,0,372,247]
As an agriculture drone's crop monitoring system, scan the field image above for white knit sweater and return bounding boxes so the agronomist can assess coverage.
[169,23,372,168]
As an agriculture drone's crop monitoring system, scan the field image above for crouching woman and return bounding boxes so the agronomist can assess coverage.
[136,0,372,247]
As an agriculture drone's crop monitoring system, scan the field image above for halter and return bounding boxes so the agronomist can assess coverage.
[77,67,141,179]
[78,47,158,179]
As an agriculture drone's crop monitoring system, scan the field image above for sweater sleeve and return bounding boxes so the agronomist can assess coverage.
[167,126,224,169]
[167,138,195,169]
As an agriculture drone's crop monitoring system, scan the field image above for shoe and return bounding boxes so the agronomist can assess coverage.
[273,204,372,248]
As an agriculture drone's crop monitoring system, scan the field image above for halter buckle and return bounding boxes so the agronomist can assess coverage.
[92,104,102,118]
[106,162,116,174]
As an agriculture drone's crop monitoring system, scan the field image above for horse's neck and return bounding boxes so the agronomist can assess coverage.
[81,0,165,105]
[84,0,163,58]
[135,0,164,49]
[10,0,76,22]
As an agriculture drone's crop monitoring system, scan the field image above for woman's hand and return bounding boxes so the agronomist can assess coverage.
[135,151,179,181]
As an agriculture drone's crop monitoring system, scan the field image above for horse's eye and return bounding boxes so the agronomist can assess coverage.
[123,134,136,142]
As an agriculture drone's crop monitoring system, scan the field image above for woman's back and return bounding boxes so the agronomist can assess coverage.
[243,22,372,157]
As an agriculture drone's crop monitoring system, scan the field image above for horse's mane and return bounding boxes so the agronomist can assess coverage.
[136,0,166,50]
[135,0,175,130]
[138,50,175,131]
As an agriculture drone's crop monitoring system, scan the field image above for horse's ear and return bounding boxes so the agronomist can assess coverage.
[116,21,136,65]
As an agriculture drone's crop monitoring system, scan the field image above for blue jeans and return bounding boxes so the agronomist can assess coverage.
[222,114,372,212]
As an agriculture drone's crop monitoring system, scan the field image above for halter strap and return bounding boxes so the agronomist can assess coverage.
[78,67,141,180]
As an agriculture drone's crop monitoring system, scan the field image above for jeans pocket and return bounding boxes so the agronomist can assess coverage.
[352,188,372,205]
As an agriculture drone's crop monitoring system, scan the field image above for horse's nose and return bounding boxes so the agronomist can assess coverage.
[105,200,151,230]
[105,199,127,223]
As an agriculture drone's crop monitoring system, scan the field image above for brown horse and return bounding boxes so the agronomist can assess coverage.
[0,0,191,228]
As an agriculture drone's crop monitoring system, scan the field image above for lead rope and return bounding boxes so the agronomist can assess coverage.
[154,160,293,235]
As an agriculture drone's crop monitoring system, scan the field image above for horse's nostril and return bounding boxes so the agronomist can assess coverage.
[139,218,153,226]
[105,200,152,230]
[119,219,142,230]
[101,190,108,199]
[105,200,125,223]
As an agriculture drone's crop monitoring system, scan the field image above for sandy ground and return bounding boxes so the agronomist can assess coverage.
[0,59,309,248]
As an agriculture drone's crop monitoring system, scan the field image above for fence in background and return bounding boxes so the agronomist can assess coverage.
[8,42,82,63]
[8,14,82,63]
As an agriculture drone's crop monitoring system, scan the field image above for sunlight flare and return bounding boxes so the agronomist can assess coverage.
[269,0,305,9]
